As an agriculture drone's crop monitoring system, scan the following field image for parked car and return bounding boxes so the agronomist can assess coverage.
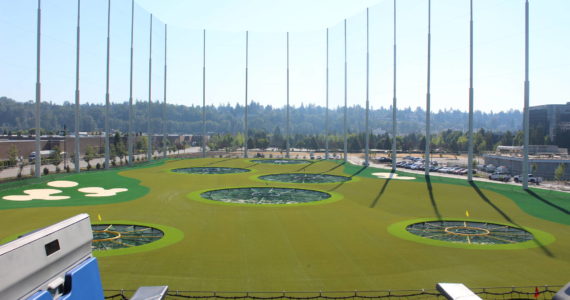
[513,174,543,184]
[377,157,392,163]
[489,172,511,182]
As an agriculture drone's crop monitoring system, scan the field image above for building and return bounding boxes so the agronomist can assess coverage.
[529,102,570,148]
[484,145,570,180]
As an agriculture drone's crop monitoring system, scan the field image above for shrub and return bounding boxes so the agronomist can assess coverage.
[96,163,101,170]
[55,166,61,173]
[43,167,49,175]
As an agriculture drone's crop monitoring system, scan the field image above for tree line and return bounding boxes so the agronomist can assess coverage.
[207,127,527,155]
[0,96,522,136]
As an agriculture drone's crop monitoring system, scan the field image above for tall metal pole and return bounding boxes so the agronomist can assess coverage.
[162,24,167,160]
[522,0,530,189]
[364,8,370,166]
[244,31,249,158]
[425,0,431,177]
[128,0,134,165]
[391,0,397,171]
[202,29,206,158]
[104,0,111,169]
[74,0,81,173]
[467,0,475,181]
[343,20,348,163]
[286,32,290,159]
[147,15,153,161]
[34,0,41,178]
[325,28,329,160]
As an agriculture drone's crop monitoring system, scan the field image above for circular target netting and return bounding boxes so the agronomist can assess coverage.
[91,224,164,250]
[201,187,331,204]
[259,173,350,183]
[172,167,250,174]
[251,159,311,165]
[406,221,534,245]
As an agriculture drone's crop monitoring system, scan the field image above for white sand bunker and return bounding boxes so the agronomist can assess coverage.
[2,189,70,201]
[47,180,79,188]
[372,172,416,180]
[78,187,128,197]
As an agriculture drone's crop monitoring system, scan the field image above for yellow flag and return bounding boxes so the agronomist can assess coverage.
[465,210,470,217]
[97,214,102,221]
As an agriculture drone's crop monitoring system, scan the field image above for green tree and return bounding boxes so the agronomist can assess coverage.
[51,146,63,168]
[554,163,567,181]
[7,144,20,167]
[84,146,97,169]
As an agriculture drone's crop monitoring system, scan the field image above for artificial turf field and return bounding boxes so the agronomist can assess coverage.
[0,158,569,291]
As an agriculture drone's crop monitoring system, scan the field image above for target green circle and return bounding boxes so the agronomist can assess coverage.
[388,218,555,250]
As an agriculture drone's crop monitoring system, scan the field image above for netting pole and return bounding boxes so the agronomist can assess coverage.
[391,0,397,171]
[244,31,249,158]
[104,0,111,169]
[147,15,153,161]
[425,0,431,177]
[392,0,398,172]
[364,8,370,166]
[162,24,167,160]
[74,0,81,173]
[522,0,530,190]
[34,0,41,178]
[343,19,348,163]
[128,0,134,166]
[202,29,206,158]
[286,32,290,159]
[325,28,329,160]
[467,0,474,182]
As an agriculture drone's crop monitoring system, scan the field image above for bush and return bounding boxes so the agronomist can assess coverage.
[112,160,116,167]
[55,166,61,173]
[96,163,101,170]
[87,164,92,171]
[43,167,49,175]
[65,165,71,173]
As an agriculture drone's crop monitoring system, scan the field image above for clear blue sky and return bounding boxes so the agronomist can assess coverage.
[0,0,568,112]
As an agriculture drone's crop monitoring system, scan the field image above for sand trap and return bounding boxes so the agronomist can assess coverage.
[47,180,79,188]
[372,172,416,180]
[2,189,70,201]
[78,187,128,197]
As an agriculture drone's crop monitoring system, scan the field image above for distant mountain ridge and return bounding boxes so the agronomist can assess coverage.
[0,96,522,135]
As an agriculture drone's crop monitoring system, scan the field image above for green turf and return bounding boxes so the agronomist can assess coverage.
[343,163,570,225]
[0,158,568,292]
[0,165,153,210]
